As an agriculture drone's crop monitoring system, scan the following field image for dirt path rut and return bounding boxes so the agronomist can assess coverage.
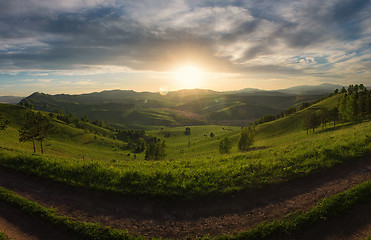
[0,155,370,239]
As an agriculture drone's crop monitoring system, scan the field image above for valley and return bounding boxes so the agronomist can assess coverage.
[0,85,370,239]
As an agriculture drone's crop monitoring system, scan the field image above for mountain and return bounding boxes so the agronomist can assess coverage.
[0,96,24,104]
[278,83,343,95]
[18,84,338,127]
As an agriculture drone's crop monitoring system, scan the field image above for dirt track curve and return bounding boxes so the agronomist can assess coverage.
[0,155,370,240]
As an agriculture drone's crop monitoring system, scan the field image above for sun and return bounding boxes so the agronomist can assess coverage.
[174,65,205,89]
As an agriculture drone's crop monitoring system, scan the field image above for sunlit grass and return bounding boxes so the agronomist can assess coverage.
[1,97,370,199]
[0,120,369,199]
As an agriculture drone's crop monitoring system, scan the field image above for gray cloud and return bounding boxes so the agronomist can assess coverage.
[0,0,370,84]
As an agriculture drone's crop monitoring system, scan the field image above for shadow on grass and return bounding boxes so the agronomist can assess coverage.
[316,121,366,134]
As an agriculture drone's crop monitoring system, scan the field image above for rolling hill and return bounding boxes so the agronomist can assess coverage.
[0,90,370,239]
[18,84,341,128]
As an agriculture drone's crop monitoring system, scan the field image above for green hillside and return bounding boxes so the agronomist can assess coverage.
[256,93,342,140]
[0,103,131,162]
[0,92,369,199]
[19,90,324,127]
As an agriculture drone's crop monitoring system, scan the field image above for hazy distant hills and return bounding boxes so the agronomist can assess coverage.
[18,83,341,127]
[278,83,344,95]
[0,96,24,104]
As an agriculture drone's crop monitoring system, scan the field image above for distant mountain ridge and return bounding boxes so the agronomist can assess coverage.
[278,83,344,95]
[18,83,340,127]
[0,96,24,104]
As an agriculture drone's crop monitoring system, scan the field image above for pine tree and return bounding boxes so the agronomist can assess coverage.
[328,107,339,127]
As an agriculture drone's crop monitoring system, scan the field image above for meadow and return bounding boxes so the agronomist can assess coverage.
[0,93,369,199]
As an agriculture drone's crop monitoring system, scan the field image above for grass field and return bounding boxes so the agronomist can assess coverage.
[0,93,370,199]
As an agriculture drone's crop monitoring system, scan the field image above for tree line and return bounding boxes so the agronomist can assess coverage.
[304,84,370,133]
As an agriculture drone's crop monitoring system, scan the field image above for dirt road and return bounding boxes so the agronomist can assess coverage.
[0,155,370,239]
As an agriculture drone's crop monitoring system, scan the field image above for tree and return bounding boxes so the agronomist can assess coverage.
[35,113,55,154]
[81,115,89,122]
[319,107,329,129]
[132,138,146,153]
[338,94,348,123]
[19,111,39,153]
[328,107,339,127]
[184,127,191,135]
[145,139,166,160]
[298,102,311,111]
[19,111,55,154]
[237,126,255,151]
[304,112,321,134]
[219,137,232,154]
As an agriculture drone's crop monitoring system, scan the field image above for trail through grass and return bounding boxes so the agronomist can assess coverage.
[0,120,369,199]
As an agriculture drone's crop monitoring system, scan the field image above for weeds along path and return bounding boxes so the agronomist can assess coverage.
[0,155,370,239]
[0,201,79,240]
[282,201,371,240]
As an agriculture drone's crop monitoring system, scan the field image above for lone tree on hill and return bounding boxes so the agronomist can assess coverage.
[237,126,255,151]
[219,137,232,154]
[184,127,191,135]
[19,111,55,154]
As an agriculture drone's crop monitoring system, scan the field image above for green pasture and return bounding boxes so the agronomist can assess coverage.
[0,93,370,199]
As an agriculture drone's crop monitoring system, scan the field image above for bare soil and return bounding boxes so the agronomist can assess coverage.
[0,155,370,239]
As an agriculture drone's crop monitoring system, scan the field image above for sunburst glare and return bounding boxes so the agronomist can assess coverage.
[174,65,205,89]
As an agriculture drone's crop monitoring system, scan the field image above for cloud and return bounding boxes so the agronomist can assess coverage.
[0,0,370,93]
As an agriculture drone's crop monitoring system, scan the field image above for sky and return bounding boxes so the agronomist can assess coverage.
[0,0,371,96]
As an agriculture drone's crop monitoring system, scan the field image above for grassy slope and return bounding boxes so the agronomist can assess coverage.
[0,93,370,199]
[0,103,132,162]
